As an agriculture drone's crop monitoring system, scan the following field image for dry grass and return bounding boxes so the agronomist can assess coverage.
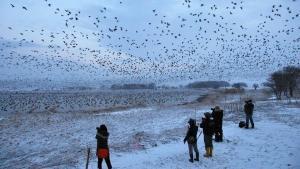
[221,88,245,94]
[187,88,273,114]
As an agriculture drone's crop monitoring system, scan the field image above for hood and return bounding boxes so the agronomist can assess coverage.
[188,118,196,126]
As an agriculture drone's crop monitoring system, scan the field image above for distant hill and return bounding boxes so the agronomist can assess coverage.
[186,81,230,89]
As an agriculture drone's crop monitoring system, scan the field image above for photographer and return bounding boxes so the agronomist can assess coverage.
[244,100,255,129]
[211,106,223,142]
[200,112,214,157]
[183,118,200,162]
[96,124,112,169]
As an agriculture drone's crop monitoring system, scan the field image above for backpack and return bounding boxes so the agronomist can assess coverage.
[239,121,246,128]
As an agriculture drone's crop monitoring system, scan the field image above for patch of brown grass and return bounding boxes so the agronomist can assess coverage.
[221,88,245,94]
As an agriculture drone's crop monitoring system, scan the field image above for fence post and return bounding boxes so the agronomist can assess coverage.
[86,147,90,169]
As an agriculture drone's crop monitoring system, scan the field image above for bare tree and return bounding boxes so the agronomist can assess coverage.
[264,66,300,99]
[271,70,287,99]
[263,80,277,97]
[283,66,300,97]
[253,83,259,90]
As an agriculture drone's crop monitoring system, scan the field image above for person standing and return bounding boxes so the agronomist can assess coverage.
[96,124,112,169]
[200,113,214,157]
[244,100,255,129]
[211,106,223,142]
[184,118,200,162]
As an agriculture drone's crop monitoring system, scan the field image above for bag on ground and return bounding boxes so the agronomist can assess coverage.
[239,121,245,128]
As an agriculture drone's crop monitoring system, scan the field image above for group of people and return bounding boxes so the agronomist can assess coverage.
[183,106,224,163]
[184,100,255,163]
[95,100,255,168]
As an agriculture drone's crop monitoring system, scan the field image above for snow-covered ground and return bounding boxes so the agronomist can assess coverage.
[88,97,300,169]
[104,121,300,169]
[0,89,299,169]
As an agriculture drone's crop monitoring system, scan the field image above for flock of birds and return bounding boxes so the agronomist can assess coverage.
[0,89,195,113]
[0,0,299,83]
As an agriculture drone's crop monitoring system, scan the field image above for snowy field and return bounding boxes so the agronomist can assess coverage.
[0,89,300,169]
[0,89,206,114]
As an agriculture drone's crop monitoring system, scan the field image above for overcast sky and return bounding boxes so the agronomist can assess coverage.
[0,0,299,86]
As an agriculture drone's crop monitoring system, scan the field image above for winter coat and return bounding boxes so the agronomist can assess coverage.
[184,124,198,144]
[200,117,214,136]
[96,130,109,149]
[212,110,223,127]
[244,102,254,115]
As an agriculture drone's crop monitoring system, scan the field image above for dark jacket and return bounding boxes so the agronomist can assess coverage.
[96,130,109,149]
[244,102,254,115]
[212,110,223,126]
[200,117,214,136]
[184,120,198,144]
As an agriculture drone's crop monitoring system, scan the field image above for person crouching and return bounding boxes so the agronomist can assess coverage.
[200,112,214,157]
[96,124,112,169]
[183,118,200,162]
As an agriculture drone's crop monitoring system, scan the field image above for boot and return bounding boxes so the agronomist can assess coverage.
[203,148,210,158]
[189,154,194,163]
[194,152,199,161]
[209,147,213,157]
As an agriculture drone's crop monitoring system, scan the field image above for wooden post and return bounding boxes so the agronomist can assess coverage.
[86,147,90,169]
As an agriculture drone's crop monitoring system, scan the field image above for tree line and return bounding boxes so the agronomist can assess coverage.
[186,81,230,89]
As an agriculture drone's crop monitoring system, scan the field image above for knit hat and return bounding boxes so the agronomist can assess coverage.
[214,106,221,111]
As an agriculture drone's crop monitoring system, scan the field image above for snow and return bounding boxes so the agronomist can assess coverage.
[1,90,300,169]
[96,107,155,116]
[84,98,300,169]
[85,120,300,169]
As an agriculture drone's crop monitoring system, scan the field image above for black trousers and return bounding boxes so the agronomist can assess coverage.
[214,124,223,142]
[98,157,112,169]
